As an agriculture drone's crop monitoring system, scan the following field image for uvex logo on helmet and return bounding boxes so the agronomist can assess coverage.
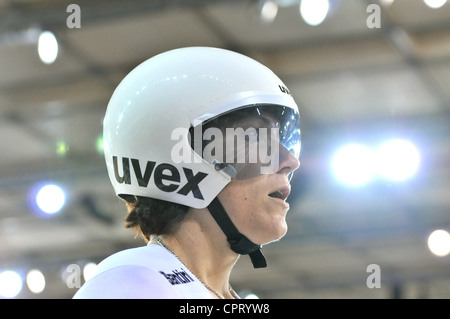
[112,156,208,200]
[278,85,291,95]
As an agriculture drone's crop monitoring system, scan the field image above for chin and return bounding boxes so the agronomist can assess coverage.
[271,223,288,243]
[253,221,288,246]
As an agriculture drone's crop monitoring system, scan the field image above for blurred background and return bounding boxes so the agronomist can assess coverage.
[0,0,449,299]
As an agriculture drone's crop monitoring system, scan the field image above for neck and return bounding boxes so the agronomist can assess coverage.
[154,207,239,298]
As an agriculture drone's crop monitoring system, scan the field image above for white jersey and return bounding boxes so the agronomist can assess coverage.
[73,244,213,299]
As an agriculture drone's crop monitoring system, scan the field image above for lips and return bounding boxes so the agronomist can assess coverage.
[268,185,291,201]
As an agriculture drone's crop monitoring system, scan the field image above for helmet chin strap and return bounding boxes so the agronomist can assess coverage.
[207,197,267,269]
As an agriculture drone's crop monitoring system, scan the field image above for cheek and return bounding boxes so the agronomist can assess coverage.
[227,190,253,220]
[218,183,254,225]
[217,179,288,244]
[223,193,288,244]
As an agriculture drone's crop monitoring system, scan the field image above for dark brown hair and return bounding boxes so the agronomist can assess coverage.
[123,195,189,242]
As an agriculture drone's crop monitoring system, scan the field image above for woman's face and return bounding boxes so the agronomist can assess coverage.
[218,145,300,245]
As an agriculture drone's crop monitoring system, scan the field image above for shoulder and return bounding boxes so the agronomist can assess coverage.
[95,245,171,273]
[73,264,178,299]
[73,245,180,299]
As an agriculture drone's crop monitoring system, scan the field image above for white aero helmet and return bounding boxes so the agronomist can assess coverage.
[104,47,300,208]
[103,47,300,267]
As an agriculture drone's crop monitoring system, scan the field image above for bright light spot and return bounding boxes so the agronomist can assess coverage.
[300,0,329,26]
[26,269,46,294]
[332,144,375,186]
[260,0,278,23]
[244,293,260,299]
[96,135,104,154]
[375,139,420,181]
[0,271,23,298]
[423,0,447,9]
[38,31,58,64]
[380,0,394,6]
[56,140,69,157]
[428,229,450,257]
[83,262,98,282]
[36,184,65,215]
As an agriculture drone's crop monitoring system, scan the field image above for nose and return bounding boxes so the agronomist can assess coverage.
[277,144,300,178]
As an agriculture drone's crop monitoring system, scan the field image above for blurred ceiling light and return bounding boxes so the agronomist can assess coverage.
[0,271,23,298]
[239,289,260,299]
[332,144,375,186]
[56,140,69,157]
[38,30,58,64]
[428,230,450,257]
[96,135,104,154]
[83,262,98,282]
[26,269,46,294]
[259,0,279,23]
[423,0,447,8]
[300,0,329,26]
[36,184,66,215]
[379,0,394,6]
[375,139,420,181]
